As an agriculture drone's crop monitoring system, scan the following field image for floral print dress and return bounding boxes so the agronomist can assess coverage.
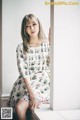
[8,40,50,110]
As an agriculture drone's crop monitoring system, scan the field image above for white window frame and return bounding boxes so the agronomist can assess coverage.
[50,0,54,110]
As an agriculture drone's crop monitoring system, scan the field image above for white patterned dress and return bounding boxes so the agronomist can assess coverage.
[8,40,50,110]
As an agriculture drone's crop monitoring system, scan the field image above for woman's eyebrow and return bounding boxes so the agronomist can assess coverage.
[26,22,33,25]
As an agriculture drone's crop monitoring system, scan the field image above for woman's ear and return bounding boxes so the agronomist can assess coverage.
[48,27,51,44]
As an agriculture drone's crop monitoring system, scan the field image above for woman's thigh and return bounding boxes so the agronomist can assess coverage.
[15,100,29,112]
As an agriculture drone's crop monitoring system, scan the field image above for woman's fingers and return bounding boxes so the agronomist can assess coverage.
[29,99,40,110]
[31,100,39,110]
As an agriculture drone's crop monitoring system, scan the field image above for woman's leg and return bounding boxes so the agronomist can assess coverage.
[15,100,29,120]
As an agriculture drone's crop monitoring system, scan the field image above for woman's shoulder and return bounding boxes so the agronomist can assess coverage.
[16,43,23,51]
[42,38,50,46]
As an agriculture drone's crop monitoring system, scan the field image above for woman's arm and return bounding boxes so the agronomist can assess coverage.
[23,78,35,99]
[16,44,35,97]
[48,27,51,45]
[16,44,30,79]
[16,44,38,109]
[23,78,39,110]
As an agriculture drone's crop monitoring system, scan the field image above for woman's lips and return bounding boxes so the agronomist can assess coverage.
[31,31,35,34]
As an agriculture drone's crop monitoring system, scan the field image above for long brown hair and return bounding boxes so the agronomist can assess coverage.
[21,14,46,52]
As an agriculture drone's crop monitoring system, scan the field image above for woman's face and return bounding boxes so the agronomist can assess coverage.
[25,18,39,38]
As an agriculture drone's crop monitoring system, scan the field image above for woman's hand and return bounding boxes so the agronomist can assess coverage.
[29,97,39,110]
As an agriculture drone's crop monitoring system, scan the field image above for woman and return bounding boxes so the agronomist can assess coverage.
[8,14,50,120]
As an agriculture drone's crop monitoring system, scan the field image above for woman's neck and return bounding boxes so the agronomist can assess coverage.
[29,37,41,45]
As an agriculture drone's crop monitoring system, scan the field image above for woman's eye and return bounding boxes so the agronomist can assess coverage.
[33,23,36,26]
[26,26,29,28]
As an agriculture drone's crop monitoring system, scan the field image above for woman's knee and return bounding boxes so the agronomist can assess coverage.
[15,100,29,114]
[16,104,22,114]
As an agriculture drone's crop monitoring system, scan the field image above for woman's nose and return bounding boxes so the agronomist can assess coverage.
[30,25,34,30]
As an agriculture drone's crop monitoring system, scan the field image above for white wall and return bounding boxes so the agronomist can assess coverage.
[2,0,50,94]
[2,0,80,110]
[53,2,80,110]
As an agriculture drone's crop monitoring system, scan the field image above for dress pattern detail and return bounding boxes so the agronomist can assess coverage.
[8,40,50,109]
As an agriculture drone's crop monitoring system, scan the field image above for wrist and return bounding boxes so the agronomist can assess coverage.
[29,94,36,100]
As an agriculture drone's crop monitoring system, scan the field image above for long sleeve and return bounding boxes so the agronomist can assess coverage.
[16,44,30,79]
